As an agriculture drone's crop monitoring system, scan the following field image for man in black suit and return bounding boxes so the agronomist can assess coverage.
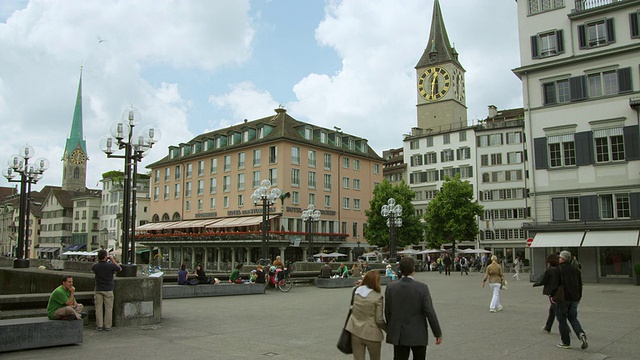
[385,257,442,360]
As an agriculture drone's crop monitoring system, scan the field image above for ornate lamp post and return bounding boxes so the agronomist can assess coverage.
[250,179,280,265]
[100,107,161,277]
[301,204,321,262]
[381,198,402,263]
[2,145,49,268]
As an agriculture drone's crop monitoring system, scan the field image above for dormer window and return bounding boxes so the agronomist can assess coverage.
[320,131,328,144]
[305,127,313,140]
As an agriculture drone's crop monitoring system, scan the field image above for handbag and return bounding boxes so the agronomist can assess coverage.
[336,288,356,354]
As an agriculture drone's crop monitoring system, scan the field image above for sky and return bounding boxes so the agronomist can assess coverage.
[0,0,522,191]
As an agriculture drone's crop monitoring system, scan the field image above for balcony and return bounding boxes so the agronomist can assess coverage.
[574,0,628,12]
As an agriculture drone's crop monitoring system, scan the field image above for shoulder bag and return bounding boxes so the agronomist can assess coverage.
[336,288,357,354]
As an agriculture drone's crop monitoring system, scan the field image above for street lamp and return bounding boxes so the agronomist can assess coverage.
[2,145,49,268]
[381,197,402,263]
[301,204,321,262]
[100,107,161,277]
[250,179,280,265]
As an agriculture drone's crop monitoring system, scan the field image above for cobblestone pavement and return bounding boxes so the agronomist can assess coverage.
[4,270,640,359]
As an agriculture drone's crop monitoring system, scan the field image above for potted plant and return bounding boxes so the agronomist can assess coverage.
[635,264,640,286]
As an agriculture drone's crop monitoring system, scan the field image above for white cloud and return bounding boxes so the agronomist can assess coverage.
[208,81,280,129]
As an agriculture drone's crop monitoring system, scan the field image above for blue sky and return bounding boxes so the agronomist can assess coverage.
[0,0,521,190]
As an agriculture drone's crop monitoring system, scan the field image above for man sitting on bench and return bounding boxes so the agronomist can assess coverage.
[47,275,87,320]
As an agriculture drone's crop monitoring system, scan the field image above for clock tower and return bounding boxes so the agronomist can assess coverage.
[62,69,88,192]
[416,0,467,130]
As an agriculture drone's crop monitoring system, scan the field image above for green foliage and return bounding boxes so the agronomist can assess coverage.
[364,179,424,248]
[423,174,483,250]
[634,263,640,276]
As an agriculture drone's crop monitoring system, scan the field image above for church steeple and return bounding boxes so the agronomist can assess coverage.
[416,0,461,69]
[62,68,87,192]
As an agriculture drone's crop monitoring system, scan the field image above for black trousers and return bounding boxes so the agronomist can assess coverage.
[393,345,427,360]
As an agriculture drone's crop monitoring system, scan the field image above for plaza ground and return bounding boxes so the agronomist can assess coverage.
[3,270,639,360]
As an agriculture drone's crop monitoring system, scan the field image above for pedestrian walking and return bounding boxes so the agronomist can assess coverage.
[345,271,387,360]
[442,253,452,276]
[385,257,442,360]
[512,256,523,281]
[481,255,504,313]
[532,253,560,333]
[459,256,469,275]
[553,251,588,350]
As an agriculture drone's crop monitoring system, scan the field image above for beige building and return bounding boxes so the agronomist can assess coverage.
[142,108,382,269]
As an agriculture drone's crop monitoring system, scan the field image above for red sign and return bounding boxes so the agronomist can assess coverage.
[526,238,533,247]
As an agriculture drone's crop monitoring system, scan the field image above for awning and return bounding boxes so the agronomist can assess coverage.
[206,215,278,229]
[164,219,220,229]
[41,247,60,253]
[581,230,640,247]
[530,232,585,248]
[137,222,177,231]
[136,249,150,254]
[64,244,86,251]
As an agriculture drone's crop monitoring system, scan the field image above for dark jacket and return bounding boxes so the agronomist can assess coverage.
[533,265,560,296]
[554,263,583,302]
[319,264,332,278]
[385,277,442,346]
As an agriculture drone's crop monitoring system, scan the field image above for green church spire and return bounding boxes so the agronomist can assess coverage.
[64,68,87,157]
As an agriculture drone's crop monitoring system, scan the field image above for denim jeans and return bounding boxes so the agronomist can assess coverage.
[544,302,556,332]
[556,301,585,345]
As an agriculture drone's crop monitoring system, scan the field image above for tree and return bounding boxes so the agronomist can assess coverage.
[424,174,483,258]
[364,179,424,249]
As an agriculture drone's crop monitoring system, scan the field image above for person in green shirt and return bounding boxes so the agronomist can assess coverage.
[47,275,86,320]
[229,263,243,283]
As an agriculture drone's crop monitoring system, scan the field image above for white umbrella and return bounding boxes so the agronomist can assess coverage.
[418,249,443,254]
[398,249,421,255]
[326,252,348,258]
[312,253,327,257]
[466,249,491,254]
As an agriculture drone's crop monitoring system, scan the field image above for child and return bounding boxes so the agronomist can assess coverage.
[249,270,258,284]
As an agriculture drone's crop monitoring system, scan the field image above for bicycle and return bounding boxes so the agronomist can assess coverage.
[267,265,293,292]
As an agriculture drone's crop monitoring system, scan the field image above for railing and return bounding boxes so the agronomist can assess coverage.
[574,0,625,12]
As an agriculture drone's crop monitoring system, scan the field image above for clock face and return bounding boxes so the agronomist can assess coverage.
[453,68,465,103]
[70,149,86,165]
[418,66,451,101]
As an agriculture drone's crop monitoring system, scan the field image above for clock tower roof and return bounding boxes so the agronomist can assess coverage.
[64,68,87,157]
[415,0,462,70]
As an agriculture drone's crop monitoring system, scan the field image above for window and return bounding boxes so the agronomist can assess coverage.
[507,151,523,164]
[491,153,502,165]
[542,79,570,105]
[210,198,216,209]
[441,149,454,162]
[426,136,433,147]
[154,170,160,183]
[185,163,192,178]
[253,149,261,166]
[459,166,473,179]
[352,222,358,237]
[269,168,277,186]
[210,158,217,174]
[197,180,204,195]
[223,176,231,192]
[224,155,231,171]
[185,201,191,212]
[443,134,450,144]
[457,147,471,160]
[426,169,438,182]
[308,150,316,167]
[507,132,523,144]
[308,171,317,188]
[325,195,331,207]
[353,179,360,190]
[291,147,300,164]
[548,134,576,167]
[269,146,278,164]
[224,196,229,208]
[531,30,564,58]
[238,152,246,169]
[353,159,360,170]
[343,157,350,168]
[253,171,260,188]
[175,165,181,180]
[588,70,619,97]
[354,199,361,210]
[410,140,419,150]
[292,191,299,205]
[164,185,169,199]
[343,177,350,189]
[528,0,564,15]
[237,173,245,190]
[164,168,170,182]
[324,174,332,190]
[210,178,217,194]
[305,127,313,140]
[238,194,244,207]
[324,153,332,170]
[410,154,423,166]
[197,160,204,176]
[567,197,580,220]
[197,199,203,211]
[425,152,437,164]
[154,187,159,200]
[600,193,630,219]
[291,169,300,187]
[632,11,640,38]
[594,128,625,163]
[185,182,192,197]
[373,164,380,174]
[174,184,181,198]
[343,197,350,209]
[477,134,503,147]
[309,193,316,206]
[443,167,455,179]
[578,19,615,49]
[481,155,489,166]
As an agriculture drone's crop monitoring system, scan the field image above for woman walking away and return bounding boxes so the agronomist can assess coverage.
[481,255,505,312]
[345,271,387,360]
[533,253,560,333]
[513,256,523,281]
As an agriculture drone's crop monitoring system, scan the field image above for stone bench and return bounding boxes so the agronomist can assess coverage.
[0,291,95,320]
[162,283,266,299]
[0,316,83,352]
[314,276,394,288]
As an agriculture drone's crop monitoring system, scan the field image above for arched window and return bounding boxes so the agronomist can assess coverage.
[73,167,80,179]
[162,213,170,221]
[172,212,181,221]
[152,214,159,222]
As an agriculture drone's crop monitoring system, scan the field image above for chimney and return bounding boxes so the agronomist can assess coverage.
[488,105,498,119]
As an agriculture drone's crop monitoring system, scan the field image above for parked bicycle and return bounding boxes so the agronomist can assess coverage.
[266,264,293,292]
